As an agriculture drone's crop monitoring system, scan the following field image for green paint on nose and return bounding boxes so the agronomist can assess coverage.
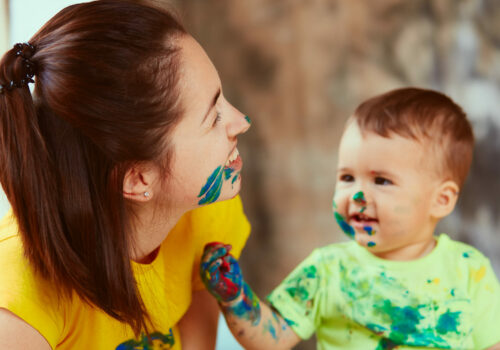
[244,115,252,124]
[353,191,366,204]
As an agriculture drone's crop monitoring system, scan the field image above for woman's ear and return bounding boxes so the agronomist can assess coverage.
[430,180,460,219]
[123,163,158,202]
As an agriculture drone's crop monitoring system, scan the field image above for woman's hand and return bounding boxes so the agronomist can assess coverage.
[200,242,243,303]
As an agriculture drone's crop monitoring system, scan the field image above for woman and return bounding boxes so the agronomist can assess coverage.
[0,1,251,349]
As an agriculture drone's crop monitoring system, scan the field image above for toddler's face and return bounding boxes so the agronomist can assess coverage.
[333,120,441,260]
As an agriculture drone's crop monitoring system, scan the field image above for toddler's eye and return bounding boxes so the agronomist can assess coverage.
[340,174,354,182]
[374,176,392,185]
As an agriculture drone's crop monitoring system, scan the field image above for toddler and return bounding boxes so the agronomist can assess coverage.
[201,87,500,349]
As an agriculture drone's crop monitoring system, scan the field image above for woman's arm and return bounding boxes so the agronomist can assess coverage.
[178,289,220,350]
[0,308,51,349]
[200,243,301,350]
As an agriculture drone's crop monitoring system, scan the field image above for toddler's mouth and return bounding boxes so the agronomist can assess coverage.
[349,213,378,228]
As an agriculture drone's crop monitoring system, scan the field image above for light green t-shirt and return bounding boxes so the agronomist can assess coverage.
[267,234,500,350]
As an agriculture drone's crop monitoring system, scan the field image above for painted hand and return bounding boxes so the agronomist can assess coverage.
[200,242,243,303]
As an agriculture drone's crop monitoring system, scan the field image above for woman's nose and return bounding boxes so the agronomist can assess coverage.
[226,103,251,138]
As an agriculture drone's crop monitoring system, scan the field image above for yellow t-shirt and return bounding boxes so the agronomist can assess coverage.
[0,196,250,350]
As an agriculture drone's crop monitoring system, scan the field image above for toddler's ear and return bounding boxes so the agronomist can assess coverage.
[430,180,459,219]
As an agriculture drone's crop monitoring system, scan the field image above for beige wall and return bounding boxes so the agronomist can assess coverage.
[0,0,8,53]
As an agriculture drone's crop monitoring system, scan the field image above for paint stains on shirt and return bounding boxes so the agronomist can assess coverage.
[470,266,486,283]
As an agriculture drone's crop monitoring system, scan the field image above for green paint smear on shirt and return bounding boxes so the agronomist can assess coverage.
[284,265,318,306]
[371,299,453,348]
[436,310,461,335]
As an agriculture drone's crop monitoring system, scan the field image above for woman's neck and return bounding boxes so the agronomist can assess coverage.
[129,203,186,264]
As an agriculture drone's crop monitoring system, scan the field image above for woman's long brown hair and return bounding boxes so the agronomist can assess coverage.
[0,0,186,334]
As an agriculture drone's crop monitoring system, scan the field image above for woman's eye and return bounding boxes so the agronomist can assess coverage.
[340,174,354,182]
[374,176,393,185]
[212,112,222,127]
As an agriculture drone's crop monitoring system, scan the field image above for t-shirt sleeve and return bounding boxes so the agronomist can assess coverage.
[266,249,324,340]
[0,223,63,349]
[470,260,500,348]
[190,196,251,291]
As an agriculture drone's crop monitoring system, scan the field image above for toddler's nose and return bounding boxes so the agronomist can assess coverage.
[352,191,367,205]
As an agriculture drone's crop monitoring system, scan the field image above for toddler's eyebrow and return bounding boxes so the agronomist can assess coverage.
[370,170,398,179]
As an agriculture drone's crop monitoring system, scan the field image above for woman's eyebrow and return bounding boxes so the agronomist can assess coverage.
[201,88,221,125]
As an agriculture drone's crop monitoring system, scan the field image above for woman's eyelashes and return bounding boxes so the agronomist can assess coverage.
[212,111,222,127]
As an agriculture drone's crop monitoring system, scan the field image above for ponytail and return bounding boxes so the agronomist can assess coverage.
[0,1,186,335]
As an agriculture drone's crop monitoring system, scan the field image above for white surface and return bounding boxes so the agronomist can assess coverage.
[5,1,243,347]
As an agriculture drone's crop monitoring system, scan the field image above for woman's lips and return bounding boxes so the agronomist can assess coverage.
[225,148,242,171]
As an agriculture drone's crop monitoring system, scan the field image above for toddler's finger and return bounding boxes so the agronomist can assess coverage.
[203,242,228,261]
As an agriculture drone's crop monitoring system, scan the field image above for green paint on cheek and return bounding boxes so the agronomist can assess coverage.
[436,310,461,335]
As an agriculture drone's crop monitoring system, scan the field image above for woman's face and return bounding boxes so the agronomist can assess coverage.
[161,35,250,211]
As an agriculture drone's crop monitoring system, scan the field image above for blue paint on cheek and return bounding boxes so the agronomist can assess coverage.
[198,167,224,205]
[334,211,355,239]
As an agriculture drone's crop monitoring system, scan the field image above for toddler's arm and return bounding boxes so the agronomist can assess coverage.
[200,243,301,350]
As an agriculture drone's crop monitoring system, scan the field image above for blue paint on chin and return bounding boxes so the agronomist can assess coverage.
[223,167,234,180]
[231,171,240,185]
[367,241,376,247]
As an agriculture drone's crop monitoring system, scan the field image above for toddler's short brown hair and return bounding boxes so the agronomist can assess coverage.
[352,87,474,188]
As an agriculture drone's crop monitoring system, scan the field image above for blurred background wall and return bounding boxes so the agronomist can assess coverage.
[171,1,500,348]
[2,1,500,349]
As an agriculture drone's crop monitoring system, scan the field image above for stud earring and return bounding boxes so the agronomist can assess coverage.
[144,191,150,198]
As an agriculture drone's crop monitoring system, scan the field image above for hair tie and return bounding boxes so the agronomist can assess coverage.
[0,42,36,94]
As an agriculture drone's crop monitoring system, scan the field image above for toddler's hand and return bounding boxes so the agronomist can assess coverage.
[200,242,243,303]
